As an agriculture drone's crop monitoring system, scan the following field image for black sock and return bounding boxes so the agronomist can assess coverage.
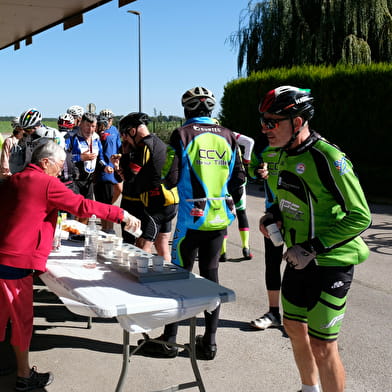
[269,306,280,317]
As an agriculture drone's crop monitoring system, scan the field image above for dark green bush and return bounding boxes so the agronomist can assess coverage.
[220,64,392,202]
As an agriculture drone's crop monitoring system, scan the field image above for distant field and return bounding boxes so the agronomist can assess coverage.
[0,120,58,134]
[0,120,180,143]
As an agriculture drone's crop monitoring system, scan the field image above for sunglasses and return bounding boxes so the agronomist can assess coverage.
[260,116,290,130]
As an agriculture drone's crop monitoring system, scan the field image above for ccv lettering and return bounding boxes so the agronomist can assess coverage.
[199,149,226,159]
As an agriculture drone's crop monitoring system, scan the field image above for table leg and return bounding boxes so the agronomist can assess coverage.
[115,319,206,392]
[115,329,130,392]
[188,317,206,392]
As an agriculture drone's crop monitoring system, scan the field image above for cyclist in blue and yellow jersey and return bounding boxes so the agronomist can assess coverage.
[137,87,246,361]
[258,86,371,392]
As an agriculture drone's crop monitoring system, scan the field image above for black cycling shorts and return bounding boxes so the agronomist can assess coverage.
[94,181,113,204]
[73,179,94,200]
[140,204,178,242]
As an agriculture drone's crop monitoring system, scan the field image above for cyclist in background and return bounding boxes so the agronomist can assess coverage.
[249,133,284,330]
[0,117,24,178]
[66,105,84,133]
[214,120,254,262]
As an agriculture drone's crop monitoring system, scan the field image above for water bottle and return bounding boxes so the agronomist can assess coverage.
[83,215,98,266]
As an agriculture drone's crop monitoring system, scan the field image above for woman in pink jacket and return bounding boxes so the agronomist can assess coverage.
[0,140,140,391]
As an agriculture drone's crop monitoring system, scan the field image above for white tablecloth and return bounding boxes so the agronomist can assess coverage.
[41,241,235,334]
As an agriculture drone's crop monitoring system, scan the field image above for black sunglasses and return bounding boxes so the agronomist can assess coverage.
[260,116,290,130]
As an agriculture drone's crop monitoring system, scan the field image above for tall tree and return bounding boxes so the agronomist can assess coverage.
[231,0,392,75]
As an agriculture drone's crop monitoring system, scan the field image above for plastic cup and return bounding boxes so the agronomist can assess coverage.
[114,248,123,263]
[266,223,284,247]
[102,239,114,258]
[136,256,149,274]
[97,237,105,254]
[152,255,164,272]
[121,250,130,266]
[129,255,137,270]
[113,236,123,248]
[124,226,143,238]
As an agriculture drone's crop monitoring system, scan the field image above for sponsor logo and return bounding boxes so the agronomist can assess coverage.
[193,125,221,133]
[296,163,306,174]
[208,215,225,224]
[199,149,226,160]
[295,96,310,104]
[331,281,344,289]
[279,199,304,221]
[196,149,228,166]
[334,156,350,175]
[320,313,345,329]
[190,208,204,217]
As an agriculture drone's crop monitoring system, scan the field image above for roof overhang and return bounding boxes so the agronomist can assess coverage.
[0,0,137,51]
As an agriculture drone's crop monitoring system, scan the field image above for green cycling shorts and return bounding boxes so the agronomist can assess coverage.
[281,261,354,341]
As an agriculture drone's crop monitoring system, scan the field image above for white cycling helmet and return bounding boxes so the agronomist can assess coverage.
[11,116,20,129]
[34,125,65,149]
[181,86,216,112]
[67,105,84,118]
[19,108,43,129]
[99,108,114,118]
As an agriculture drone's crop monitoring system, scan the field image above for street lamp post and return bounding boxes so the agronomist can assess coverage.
[127,10,142,112]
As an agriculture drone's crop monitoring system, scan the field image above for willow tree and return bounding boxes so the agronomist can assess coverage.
[231,0,392,75]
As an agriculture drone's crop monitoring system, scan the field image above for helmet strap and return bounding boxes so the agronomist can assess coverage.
[128,126,139,144]
[283,118,307,150]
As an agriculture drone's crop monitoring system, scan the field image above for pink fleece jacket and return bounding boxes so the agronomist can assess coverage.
[0,164,124,271]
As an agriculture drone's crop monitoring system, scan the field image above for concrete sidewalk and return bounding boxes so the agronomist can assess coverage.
[1,182,391,392]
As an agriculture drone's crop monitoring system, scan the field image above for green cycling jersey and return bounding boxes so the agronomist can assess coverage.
[274,131,371,267]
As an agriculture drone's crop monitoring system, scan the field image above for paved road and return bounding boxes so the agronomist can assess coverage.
[1,183,391,392]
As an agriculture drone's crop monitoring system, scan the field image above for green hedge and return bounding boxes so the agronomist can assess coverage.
[220,64,392,203]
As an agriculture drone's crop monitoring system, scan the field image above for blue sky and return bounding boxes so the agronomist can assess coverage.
[0,0,250,119]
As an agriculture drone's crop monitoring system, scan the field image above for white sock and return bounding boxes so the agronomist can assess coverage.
[301,384,320,392]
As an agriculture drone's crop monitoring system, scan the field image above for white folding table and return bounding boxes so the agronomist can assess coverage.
[40,240,235,392]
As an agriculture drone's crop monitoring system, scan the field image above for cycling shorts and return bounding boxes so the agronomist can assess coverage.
[281,261,354,341]
[141,204,178,242]
[94,181,114,205]
[73,179,94,200]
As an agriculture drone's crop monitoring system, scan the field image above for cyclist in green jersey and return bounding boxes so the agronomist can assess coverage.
[258,86,371,392]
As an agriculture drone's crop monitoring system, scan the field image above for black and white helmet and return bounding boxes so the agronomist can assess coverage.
[19,108,42,129]
[67,105,84,118]
[97,115,109,128]
[11,116,20,129]
[99,108,114,118]
[181,86,216,112]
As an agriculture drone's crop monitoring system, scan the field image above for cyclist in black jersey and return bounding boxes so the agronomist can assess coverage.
[112,112,178,262]
[258,86,371,392]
